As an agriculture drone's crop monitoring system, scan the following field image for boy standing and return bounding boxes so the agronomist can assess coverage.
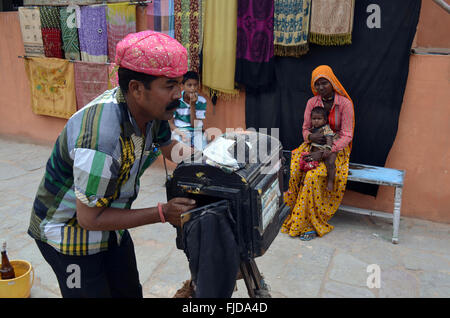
[170,71,208,150]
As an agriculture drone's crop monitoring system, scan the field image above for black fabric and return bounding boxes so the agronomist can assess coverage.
[182,209,240,298]
[245,0,421,196]
[35,230,142,298]
[235,57,276,90]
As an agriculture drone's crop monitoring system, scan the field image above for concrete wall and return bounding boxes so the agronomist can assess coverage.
[0,1,449,223]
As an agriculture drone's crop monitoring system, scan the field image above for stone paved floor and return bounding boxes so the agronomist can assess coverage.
[1,136,449,298]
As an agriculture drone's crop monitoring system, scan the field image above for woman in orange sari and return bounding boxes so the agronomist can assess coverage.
[281,65,355,241]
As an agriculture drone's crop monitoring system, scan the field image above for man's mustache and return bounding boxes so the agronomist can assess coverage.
[166,99,180,111]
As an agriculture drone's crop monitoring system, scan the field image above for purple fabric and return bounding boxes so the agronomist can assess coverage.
[78,6,108,58]
[236,0,274,63]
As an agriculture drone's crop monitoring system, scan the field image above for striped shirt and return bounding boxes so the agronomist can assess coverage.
[302,94,354,152]
[28,87,172,256]
[173,91,207,130]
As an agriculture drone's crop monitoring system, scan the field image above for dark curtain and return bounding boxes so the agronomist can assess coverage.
[182,209,240,298]
[245,0,421,196]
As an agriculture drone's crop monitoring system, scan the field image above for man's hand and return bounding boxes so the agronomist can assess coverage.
[162,197,197,227]
[308,131,326,145]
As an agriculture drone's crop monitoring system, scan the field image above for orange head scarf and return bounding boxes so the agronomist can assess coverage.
[311,65,352,104]
[310,65,355,138]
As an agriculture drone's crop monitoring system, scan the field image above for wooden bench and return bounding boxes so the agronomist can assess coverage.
[339,163,405,244]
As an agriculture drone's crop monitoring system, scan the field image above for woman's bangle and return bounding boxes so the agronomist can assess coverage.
[157,202,166,223]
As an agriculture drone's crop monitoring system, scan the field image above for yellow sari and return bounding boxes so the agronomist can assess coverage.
[281,65,354,238]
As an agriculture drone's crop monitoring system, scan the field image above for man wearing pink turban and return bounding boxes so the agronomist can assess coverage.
[28,31,197,298]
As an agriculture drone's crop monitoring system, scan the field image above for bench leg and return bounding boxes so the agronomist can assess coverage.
[392,186,402,244]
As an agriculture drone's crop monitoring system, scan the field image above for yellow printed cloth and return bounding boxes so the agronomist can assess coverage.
[281,143,351,237]
[309,0,355,46]
[24,57,77,119]
[202,0,239,99]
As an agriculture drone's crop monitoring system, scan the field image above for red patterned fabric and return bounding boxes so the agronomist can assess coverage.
[298,152,319,171]
[74,62,109,110]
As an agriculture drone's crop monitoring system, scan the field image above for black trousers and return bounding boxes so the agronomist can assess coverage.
[35,230,142,298]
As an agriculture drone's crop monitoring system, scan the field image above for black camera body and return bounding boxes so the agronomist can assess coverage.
[166,132,291,260]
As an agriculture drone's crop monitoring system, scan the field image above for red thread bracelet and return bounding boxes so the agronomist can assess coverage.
[158,203,166,223]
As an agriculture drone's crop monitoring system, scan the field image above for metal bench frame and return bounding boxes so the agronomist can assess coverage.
[339,163,405,244]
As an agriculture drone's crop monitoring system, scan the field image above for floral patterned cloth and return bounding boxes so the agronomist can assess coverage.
[174,0,202,72]
[24,57,77,119]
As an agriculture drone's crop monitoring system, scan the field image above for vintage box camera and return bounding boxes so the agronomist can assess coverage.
[166,131,291,260]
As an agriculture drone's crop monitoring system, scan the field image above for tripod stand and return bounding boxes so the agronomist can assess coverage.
[240,258,271,298]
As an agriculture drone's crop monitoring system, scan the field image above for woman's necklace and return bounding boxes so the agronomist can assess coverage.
[322,94,334,103]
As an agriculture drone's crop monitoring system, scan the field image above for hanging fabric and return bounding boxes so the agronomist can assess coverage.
[246,0,421,197]
[309,0,355,46]
[74,62,109,110]
[146,0,175,38]
[198,0,205,54]
[108,63,119,89]
[106,2,137,63]
[235,0,275,90]
[24,57,76,119]
[23,1,103,4]
[202,0,239,99]
[273,0,311,57]
[60,6,81,61]
[175,0,202,72]
[18,6,45,57]
[39,6,64,58]
[78,5,108,63]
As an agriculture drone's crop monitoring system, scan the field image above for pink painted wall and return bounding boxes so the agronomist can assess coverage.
[0,12,66,143]
[341,54,450,223]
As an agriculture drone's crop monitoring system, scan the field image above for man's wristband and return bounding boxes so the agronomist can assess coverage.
[158,203,166,223]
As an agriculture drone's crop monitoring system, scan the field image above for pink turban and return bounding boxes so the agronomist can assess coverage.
[115,31,188,78]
